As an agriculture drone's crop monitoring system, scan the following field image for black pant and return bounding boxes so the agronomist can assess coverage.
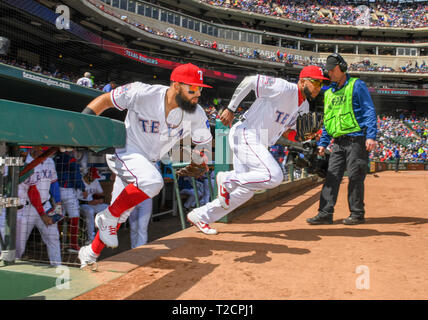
[395,158,400,172]
[318,136,368,218]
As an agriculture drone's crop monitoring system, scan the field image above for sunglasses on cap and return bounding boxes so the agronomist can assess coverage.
[180,83,203,94]
[303,78,323,87]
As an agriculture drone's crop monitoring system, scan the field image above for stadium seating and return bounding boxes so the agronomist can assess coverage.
[87,0,428,73]
[371,115,428,163]
[202,0,428,28]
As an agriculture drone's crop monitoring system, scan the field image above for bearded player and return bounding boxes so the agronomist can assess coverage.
[186,65,328,234]
[78,64,213,268]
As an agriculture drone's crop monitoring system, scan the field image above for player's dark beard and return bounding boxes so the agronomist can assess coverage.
[303,86,314,102]
[175,90,197,113]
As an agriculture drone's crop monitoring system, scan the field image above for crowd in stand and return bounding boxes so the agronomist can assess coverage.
[348,59,395,73]
[399,60,428,73]
[84,0,428,73]
[0,56,106,90]
[370,115,427,163]
[265,113,428,172]
[405,116,428,138]
[346,59,427,73]
[202,0,428,28]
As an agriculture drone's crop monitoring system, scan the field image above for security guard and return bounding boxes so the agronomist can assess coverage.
[307,53,377,225]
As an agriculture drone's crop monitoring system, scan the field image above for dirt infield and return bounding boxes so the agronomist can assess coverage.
[75,171,428,300]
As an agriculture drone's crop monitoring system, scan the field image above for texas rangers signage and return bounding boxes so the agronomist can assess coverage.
[369,88,428,97]
[124,50,159,65]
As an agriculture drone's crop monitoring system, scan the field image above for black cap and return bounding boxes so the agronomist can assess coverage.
[325,55,341,71]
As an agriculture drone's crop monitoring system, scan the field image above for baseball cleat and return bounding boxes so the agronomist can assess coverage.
[187,210,218,235]
[95,208,119,248]
[216,171,230,210]
[78,245,99,271]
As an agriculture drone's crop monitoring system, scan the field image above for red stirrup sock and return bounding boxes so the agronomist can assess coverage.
[69,217,80,250]
[108,184,150,218]
[91,223,122,255]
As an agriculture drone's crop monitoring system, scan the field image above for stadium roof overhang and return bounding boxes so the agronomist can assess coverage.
[61,0,289,76]
[161,0,428,40]
[3,0,428,90]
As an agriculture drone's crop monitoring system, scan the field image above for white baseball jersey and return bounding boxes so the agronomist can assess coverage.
[17,155,61,265]
[111,82,212,162]
[192,75,311,226]
[229,75,309,146]
[78,179,103,201]
[21,154,58,204]
[76,77,93,88]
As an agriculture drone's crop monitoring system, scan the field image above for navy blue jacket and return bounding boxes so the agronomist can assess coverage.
[394,149,400,159]
[54,152,85,191]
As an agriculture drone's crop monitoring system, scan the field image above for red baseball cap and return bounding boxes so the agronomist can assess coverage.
[89,167,101,179]
[299,65,330,81]
[170,63,213,88]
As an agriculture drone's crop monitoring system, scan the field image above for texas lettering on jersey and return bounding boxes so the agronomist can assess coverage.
[167,126,184,138]
[140,119,161,133]
[275,111,290,125]
[262,76,276,86]
[111,82,212,162]
[26,169,54,185]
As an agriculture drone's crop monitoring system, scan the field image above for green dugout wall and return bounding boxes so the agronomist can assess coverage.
[0,98,126,265]
[0,63,102,113]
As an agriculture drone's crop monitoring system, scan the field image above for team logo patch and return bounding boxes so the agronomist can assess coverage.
[116,83,132,95]
[263,76,276,86]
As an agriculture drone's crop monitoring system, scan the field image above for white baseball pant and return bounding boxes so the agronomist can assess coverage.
[60,187,80,218]
[193,121,283,224]
[18,205,61,266]
[0,208,25,259]
[106,151,163,224]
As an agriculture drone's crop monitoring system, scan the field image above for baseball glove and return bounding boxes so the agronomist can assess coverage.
[176,161,208,178]
[296,112,324,141]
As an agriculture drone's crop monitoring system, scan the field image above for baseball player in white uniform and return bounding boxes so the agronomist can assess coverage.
[78,63,213,268]
[78,167,108,243]
[186,65,329,234]
[18,147,62,266]
[76,72,93,88]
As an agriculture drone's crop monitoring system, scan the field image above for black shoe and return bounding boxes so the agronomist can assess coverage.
[343,216,365,225]
[306,214,333,225]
